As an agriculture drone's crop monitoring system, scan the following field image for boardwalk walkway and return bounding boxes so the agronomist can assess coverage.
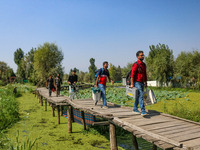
[36,87,200,150]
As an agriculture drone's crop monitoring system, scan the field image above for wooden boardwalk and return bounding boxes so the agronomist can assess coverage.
[36,87,200,150]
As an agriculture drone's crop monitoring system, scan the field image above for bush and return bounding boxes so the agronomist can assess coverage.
[0,86,20,131]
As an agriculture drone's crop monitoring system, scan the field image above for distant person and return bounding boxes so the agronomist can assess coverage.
[46,75,54,97]
[95,61,113,109]
[54,74,62,97]
[130,51,147,116]
[68,70,78,85]
[68,70,78,92]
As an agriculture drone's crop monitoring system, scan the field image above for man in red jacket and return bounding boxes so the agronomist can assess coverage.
[130,51,147,116]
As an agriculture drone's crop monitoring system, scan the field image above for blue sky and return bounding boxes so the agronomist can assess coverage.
[0,0,200,73]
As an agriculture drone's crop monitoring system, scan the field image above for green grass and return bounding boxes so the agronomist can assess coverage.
[2,92,119,150]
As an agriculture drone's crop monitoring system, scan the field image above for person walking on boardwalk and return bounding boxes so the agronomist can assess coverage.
[46,75,54,97]
[68,70,78,93]
[68,70,78,85]
[130,51,147,116]
[95,61,113,109]
[54,74,62,97]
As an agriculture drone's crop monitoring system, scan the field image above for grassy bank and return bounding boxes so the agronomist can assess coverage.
[2,92,117,150]
[0,85,20,131]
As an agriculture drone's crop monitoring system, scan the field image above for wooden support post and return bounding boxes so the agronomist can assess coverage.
[132,134,139,150]
[109,123,118,150]
[38,93,40,103]
[67,106,72,133]
[52,105,55,117]
[81,111,86,130]
[40,96,43,106]
[56,105,60,124]
[71,107,74,122]
[45,99,47,111]
[152,144,157,150]
[60,106,63,116]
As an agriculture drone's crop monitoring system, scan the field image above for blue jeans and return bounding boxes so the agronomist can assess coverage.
[133,82,146,113]
[98,84,107,106]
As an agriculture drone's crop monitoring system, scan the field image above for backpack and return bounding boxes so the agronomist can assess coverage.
[94,68,104,84]
[126,62,140,85]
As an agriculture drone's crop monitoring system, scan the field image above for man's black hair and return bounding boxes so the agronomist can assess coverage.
[72,70,76,73]
[136,50,144,57]
[103,61,108,66]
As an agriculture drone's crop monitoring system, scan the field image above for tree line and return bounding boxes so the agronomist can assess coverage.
[1,42,199,89]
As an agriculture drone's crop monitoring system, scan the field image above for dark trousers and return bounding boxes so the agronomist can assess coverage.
[56,86,60,97]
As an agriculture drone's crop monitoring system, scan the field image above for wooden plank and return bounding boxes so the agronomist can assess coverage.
[182,138,200,147]
[143,121,187,131]
[159,126,200,136]
[124,118,175,127]
[152,124,196,133]
[161,113,200,126]
[173,132,200,142]
[92,121,109,126]
[167,128,200,138]
[154,141,175,150]
[114,117,182,147]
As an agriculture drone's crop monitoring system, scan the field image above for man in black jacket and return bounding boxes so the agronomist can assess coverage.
[68,70,78,85]
[68,70,78,93]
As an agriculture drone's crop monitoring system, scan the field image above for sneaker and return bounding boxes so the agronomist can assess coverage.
[94,101,98,106]
[102,106,108,109]
[133,110,141,114]
[141,112,147,116]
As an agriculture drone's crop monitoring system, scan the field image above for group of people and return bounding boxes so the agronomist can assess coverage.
[94,50,147,116]
[46,74,63,97]
[47,50,147,116]
[46,70,78,97]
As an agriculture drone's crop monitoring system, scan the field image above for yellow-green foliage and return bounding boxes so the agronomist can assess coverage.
[147,92,200,122]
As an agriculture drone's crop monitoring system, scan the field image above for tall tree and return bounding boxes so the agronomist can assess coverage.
[0,61,14,84]
[109,63,116,81]
[146,43,174,86]
[14,48,24,65]
[115,65,122,81]
[175,50,200,88]
[88,58,97,82]
[121,62,133,77]
[33,42,64,86]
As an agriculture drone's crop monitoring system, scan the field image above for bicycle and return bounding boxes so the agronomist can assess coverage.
[69,84,81,100]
